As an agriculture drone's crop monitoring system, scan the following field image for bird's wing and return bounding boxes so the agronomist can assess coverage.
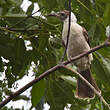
[62,40,65,47]
[83,27,93,61]
[82,27,90,45]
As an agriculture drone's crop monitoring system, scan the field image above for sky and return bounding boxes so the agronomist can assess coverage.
[21,0,40,16]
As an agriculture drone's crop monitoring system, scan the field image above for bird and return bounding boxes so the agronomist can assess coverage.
[48,10,101,99]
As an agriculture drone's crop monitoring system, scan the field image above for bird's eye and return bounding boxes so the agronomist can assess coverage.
[61,13,65,16]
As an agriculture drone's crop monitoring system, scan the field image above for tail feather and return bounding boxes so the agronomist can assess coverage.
[76,69,100,99]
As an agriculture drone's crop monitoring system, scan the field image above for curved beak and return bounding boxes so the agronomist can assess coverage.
[48,13,57,17]
[47,12,60,18]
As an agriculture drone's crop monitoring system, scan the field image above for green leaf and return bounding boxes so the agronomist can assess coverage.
[88,23,96,40]
[49,37,62,49]
[103,3,110,25]
[26,3,34,15]
[31,79,45,107]
[0,35,15,60]
[12,95,30,101]
[46,77,88,110]
[56,0,66,9]
[98,47,110,58]
[11,0,23,6]
[30,37,39,49]
[60,75,77,87]
[37,0,57,12]
[5,66,15,88]
[11,38,26,77]
[92,53,110,89]
[14,38,26,61]
[0,57,4,72]
[97,53,110,82]
[38,35,48,51]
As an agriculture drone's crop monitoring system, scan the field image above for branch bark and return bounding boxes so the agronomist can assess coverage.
[0,41,110,109]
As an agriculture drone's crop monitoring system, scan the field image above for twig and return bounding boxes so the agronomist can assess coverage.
[0,42,110,108]
[61,65,110,110]
[60,0,71,61]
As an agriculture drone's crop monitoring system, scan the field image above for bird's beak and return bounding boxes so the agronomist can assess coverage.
[47,12,60,18]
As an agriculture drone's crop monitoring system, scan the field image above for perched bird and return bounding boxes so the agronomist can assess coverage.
[48,10,100,99]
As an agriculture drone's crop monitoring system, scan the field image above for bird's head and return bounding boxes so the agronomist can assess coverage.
[48,10,77,22]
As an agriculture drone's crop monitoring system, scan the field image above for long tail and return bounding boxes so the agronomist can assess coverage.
[76,69,100,99]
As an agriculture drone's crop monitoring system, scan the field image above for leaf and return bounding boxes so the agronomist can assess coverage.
[11,0,23,6]
[102,91,110,110]
[46,50,56,67]
[31,79,45,107]
[103,3,110,25]
[60,75,77,87]
[88,23,96,40]
[46,76,88,110]
[11,38,26,77]
[0,57,4,72]
[14,38,26,62]
[26,3,34,15]
[0,0,23,15]
[78,0,95,25]
[5,66,15,88]
[92,52,110,89]
[56,0,66,9]
[30,37,39,49]
[49,37,62,49]
[98,47,110,58]
[0,35,15,60]
[38,35,48,51]
[97,53,110,81]
[37,0,57,12]
[12,95,30,101]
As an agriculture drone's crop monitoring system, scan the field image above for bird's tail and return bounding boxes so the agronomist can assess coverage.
[76,69,100,99]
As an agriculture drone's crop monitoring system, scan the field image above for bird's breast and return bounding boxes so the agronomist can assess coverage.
[62,22,91,58]
[62,22,93,70]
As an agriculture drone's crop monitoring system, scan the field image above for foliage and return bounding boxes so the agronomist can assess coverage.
[0,0,110,110]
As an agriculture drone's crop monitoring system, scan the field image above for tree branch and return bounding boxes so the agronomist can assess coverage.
[0,41,110,109]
